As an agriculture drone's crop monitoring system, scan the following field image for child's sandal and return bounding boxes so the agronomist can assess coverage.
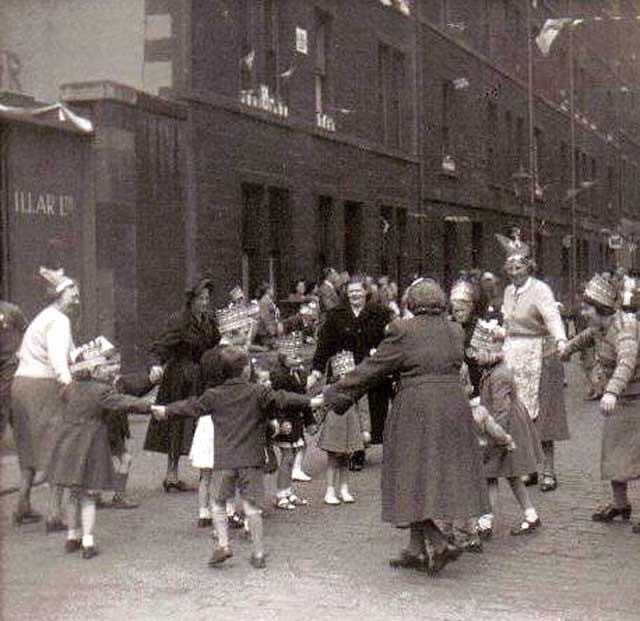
[275,497,296,510]
[287,493,308,506]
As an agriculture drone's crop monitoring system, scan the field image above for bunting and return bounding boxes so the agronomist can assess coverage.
[0,102,93,133]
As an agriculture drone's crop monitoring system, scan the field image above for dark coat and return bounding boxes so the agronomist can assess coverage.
[479,361,542,478]
[47,381,150,490]
[270,364,315,444]
[144,309,220,455]
[313,301,392,444]
[165,379,311,470]
[324,313,490,526]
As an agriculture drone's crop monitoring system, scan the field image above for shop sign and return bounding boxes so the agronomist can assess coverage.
[295,27,308,55]
[13,190,75,218]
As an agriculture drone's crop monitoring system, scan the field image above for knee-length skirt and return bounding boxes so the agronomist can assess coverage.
[601,399,640,482]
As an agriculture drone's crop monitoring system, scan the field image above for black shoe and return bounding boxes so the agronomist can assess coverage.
[197,517,213,528]
[632,521,640,534]
[540,475,558,492]
[162,479,195,493]
[428,543,462,575]
[208,545,233,566]
[45,519,66,533]
[460,535,483,554]
[81,545,99,559]
[389,549,429,572]
[592,504,632,522]
[249,553,267,569]
[12,509,43,526]
[228,513,244,529]
[349,451,365,471]
[522,472,538,486]
[65,539,82,553]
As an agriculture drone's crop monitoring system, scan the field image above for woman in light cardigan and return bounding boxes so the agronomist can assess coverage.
[499,234,569,492]
[11,267,79,529]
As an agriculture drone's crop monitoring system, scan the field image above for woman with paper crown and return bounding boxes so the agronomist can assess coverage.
[320,278,489,576]
[562,274,640,534]
[143,277,220,492]
[498,230,569,492]
[11,266,80,529]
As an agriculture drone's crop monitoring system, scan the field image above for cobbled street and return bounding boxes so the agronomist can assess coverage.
[2,361,640,621]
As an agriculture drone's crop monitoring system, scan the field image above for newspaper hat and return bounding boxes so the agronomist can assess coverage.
[70,336,119,375]
[450,279,475,304]
[39,266,75,297]
[216,300,259,334]
[330,350,356,377]
[583,273,618,312]
[619,276,640,312]
[229,285,245,303]
[496,230,531,265]
[276,332,304,360]
[469,319,504,356]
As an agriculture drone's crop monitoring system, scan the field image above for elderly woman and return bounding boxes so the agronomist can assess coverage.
[143,278,220,492]
[321,278,489,575]
[499,232,569,491]
[11,267,80,529]
[563,274,640,533]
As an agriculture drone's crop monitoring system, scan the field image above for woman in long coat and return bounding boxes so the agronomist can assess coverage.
[322,278,490,575]
[563,274,640,533]
[143,279,220,491]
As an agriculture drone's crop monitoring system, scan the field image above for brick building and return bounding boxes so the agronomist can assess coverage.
[3,0,640,364]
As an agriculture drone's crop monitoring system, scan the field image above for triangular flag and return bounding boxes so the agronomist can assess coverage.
[535,18,573,55]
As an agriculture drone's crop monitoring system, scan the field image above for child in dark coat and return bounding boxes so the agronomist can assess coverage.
[152,347,318,569]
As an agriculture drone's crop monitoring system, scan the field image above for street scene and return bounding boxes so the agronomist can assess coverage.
[3,1,640,620]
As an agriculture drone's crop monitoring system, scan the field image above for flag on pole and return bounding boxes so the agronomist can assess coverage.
[535,18,573,55]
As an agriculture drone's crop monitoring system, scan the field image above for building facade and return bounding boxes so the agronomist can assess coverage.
[2,0,640,364]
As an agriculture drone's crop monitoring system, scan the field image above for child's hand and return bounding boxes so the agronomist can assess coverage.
[362,431,371,445]
[151,405,166,420]
[149,365,164,384]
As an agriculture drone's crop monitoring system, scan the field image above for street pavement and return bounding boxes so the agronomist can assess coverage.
[2,360,640,621]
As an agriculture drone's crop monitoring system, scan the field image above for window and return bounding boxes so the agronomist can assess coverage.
[516,116,524,170]
[239,0,254,92]
[472,222,483,268]
[344,202,363,273]
[504,110,513,178]
[315,10,331,114]
[263,0,279,95]
[378,43,390,143]
[442,80,453,157]
[390,50,405,149]
[560,141,568,187]
[487,101,498,182]
[317,196,333,271]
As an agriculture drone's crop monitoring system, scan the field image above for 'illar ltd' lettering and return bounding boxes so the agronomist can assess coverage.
[14,191,74,217]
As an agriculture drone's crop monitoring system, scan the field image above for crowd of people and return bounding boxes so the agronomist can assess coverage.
[4,229,640,575]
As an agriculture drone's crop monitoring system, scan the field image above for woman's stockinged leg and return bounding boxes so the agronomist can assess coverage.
[198,469,213,519]
[611,480,630,508]
[507,476,535,511]
[276,448,295,495]
[408,523,426,556]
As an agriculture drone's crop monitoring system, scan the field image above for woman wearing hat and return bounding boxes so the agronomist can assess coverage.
[499,231,569,492]
[563,274,640,533]
[143,278,220,492]
[320,278,489,575]
[11,267,80,529]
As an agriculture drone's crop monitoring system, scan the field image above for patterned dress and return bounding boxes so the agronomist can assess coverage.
[566,313,640,481]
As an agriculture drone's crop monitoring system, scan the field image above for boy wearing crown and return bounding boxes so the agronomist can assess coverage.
[152,346,318,569]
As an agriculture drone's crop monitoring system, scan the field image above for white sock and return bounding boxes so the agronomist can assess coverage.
[478,513,494,529]
[199,507,211,519]
[82,534,94,548]
[525,508,539,522]
[67,529,80,540]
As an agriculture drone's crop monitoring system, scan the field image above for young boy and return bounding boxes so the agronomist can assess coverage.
[152,346,317,569]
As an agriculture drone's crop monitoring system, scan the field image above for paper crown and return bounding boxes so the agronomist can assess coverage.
[39,266,74,295]
[583,273,618,311]
[299,300,319,318]
[216,301,259,334]
[70,336,119,374]
[469,319,504,355]
[495,231,531,262]
[277,332,304,359]
[450,279,475,303]
[331,350,356,377]
[229,285,245,302]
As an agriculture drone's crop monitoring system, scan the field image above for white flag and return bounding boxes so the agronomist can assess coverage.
[535,18,573,55]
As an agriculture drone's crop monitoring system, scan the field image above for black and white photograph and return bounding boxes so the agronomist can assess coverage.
[2,1,640,619]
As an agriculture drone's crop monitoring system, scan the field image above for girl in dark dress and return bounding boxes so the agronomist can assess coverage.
[143,279,220,492]
[322,278,490,576]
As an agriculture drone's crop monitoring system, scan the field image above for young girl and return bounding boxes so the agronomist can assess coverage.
[271,334,316,509]
[468,320,543,537]
[317,350,370,505]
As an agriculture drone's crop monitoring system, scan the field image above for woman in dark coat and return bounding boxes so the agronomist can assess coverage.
[310,274,392,470]
[143,279,220,491]
[322,278,490,575]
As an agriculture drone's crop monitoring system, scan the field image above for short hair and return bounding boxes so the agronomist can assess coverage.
[218,346,250,380]
[405,277,447,315]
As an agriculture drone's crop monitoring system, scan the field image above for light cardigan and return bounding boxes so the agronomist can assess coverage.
[502,277,566,342]
[15,306,73,384]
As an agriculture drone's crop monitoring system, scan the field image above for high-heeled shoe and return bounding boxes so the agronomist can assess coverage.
[428,543,462,575]
[389,549,429,572]
[162,479,194,493]
[12,508,43,526]
[592,504,632,522]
